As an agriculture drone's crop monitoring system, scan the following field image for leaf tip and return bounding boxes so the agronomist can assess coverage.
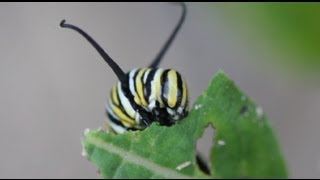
[217,140,226,146]
[216,69,226,75]
[215,69,232,80]
[84,128,91,136]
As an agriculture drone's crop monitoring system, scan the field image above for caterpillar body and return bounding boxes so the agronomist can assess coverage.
[107,67,188,134]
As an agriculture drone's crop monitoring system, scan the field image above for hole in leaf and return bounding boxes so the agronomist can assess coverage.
[196,123,215,175]
[239,104,249,115]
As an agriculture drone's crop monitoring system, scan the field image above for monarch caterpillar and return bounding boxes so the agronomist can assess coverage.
[61,3,211,175]
[60,2,189,134]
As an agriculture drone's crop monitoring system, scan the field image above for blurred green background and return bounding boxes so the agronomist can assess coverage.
[214,3,320,75]
[0,2,319,178]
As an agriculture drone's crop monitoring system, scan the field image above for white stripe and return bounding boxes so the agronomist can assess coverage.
[167,107,175,116]
[106,100,120,121]
[117,82,136,119]
[148,100,157,110]
[106,101,127,134]
[105,102,126,134]
[129,69,137,96]
[143,68,151,84]
[109,121,126,134]
[149,68,164,107]
[135,112,141,125]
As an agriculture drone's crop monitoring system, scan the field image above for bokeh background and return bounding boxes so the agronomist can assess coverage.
[1,2,320,178]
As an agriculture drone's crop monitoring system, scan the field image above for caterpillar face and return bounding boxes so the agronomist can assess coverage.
[106,68,188,134]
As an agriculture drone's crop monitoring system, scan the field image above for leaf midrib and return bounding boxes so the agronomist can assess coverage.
[86,136,195,179]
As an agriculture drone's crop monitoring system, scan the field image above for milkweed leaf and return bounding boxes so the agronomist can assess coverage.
[82,71,288,178]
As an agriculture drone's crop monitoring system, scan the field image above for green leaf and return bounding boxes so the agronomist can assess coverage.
[82,71,288,178]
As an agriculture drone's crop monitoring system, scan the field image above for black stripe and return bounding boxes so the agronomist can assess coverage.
[120,73,139,112]
[115,82,129,118]
[114,75,137,122]
[126,127,139,131]
[116,84,121,107]
[133,69,140,96]
[140,69,148,102]
[145,68,158,103]
[175,71,183,109]
[161,69,170,107]
[134,68,147,103]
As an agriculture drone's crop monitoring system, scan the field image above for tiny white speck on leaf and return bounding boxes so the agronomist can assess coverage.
[256,106,264,118]
[84,128,91,136]
[194,104,202,110]
[217,140,226,146]
[176,161,192,171]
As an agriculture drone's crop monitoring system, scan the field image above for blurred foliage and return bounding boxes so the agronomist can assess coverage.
[212,3,320,74]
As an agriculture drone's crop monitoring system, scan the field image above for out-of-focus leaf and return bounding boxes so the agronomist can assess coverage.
[212,3,320,73]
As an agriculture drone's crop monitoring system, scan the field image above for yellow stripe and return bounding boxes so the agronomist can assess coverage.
[182,79,188,107]
[134,96,142,105]
[167,70,178,108]
[112,83,119,106]
[111,104,135,126]
[155,70,165,107]
[135,68,148,107]
[143,69,152,84]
